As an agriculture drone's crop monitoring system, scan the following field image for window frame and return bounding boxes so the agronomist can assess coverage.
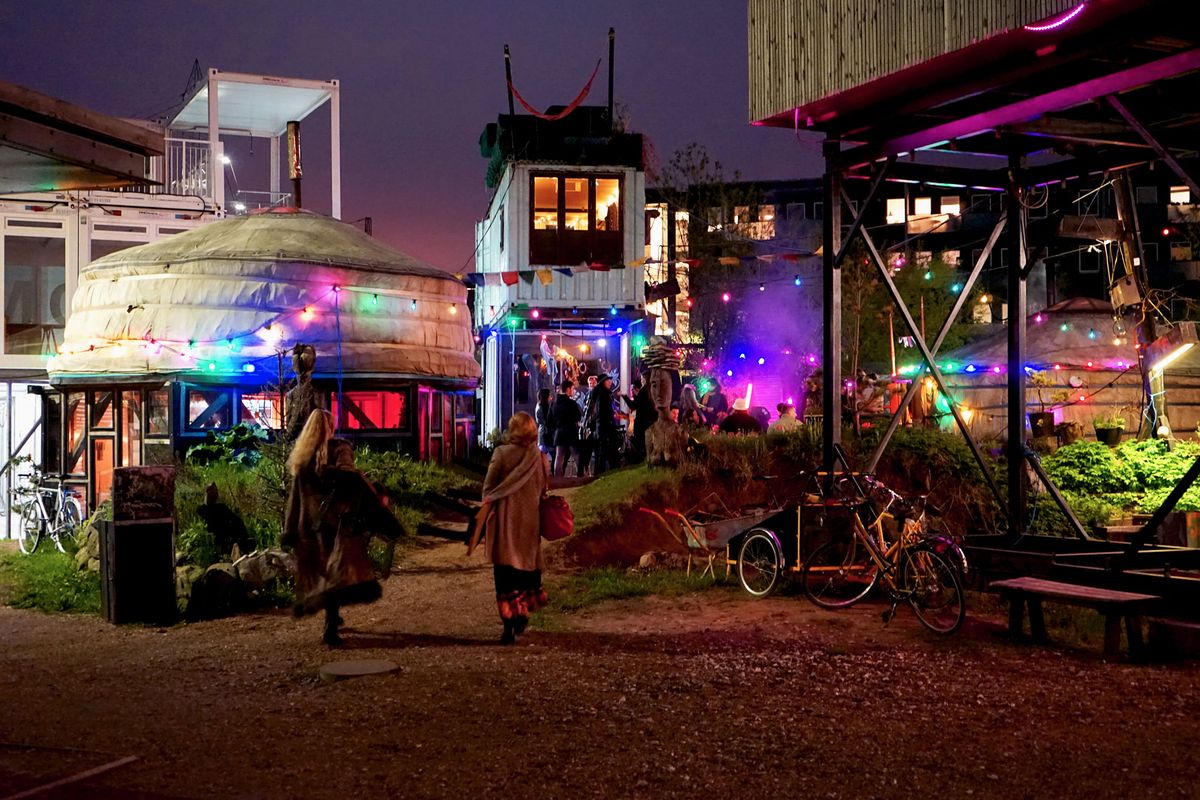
[528,171,623,266]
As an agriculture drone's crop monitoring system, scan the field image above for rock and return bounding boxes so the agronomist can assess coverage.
[187,563,242,619]
[86,558,100,573]
[75,546,92,571]
[635,551,691,571]
[234,549,294,590]
[75,524,101,571]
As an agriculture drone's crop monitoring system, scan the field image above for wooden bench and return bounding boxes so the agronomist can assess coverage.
[989,577,1161,659]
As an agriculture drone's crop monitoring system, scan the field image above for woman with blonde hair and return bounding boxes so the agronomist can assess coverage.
[283,409,400,646]
[468,411,548,644]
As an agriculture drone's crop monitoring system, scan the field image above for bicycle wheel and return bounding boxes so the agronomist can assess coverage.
[802,539,878,609]
[902,548,965,634]
[737,528,783,598]
[17,500,44,555]
[50,497,84,554]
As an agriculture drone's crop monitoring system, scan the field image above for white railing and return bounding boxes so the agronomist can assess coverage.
[228,190,293,214]
[163,138,212,197]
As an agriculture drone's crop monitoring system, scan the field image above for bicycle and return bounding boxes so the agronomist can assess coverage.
[800,468,966,634]
[12,469,84,555]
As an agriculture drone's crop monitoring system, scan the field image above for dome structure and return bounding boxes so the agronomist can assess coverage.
[49,209,479,385]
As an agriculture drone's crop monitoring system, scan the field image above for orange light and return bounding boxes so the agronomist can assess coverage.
[301,306,314,321]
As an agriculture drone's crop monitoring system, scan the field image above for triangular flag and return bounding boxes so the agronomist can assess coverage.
[589,262,611,272]
[718,257,739,266]
[501,272,519,286]
[554,268,573,276]
[519,270,535,285]
[536,269,554,286]
[757,254,777,263]
[483,273,504,287]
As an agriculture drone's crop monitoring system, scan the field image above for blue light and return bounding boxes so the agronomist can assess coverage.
[609,305,618,315]
[726,369,733,377]
[243,363,256,373]
[410,299,418,311]
[739,352,747,359]
[951,283,962,293]
[794,275,802,286]
[965,364,977,373]
[757,357,765,365]
[615,327,624,334]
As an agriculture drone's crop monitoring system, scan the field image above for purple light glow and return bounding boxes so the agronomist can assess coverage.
[1023,3,1086,32]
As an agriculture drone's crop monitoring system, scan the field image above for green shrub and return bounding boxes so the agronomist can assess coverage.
[0,550,101,614]
[1043,441,1135,493]
[185,423,270,466]
[1136,485,1200,514]
[1032,491,1116,536]
[354,447,471,504]
[1116,438,1200,490]
[176,518,220,567]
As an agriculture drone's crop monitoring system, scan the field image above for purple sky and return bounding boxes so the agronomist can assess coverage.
[1,1,822,271]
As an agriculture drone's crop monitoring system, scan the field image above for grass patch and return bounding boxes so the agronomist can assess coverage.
[0,549,101,614]
[532,566,721,629]
[568,465,683,534]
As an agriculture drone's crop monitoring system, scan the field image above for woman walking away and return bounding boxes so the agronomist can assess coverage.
[283,409,400,647]
[468,412,548,644]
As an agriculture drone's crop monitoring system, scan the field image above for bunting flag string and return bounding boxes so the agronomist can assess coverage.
[461,249,818,288]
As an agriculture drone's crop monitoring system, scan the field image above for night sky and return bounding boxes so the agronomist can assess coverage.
[1,1,823,271]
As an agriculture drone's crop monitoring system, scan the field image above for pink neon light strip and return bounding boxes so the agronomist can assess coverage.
[1024,2,1087,32]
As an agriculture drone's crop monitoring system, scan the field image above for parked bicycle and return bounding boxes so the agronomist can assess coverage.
[12,469,84,555]
[801,471,966,634]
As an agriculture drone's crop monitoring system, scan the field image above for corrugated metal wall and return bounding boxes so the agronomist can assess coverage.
[748,0,1081,122]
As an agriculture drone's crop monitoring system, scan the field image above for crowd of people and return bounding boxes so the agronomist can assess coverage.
[531,372,814,477]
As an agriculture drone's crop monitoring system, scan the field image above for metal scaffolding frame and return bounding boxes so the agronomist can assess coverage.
[802,11,1200,604]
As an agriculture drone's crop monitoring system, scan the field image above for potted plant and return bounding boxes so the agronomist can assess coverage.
[1027,371,1067,438]
[1093,411,1126,446]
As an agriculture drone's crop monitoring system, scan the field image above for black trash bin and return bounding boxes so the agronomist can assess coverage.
[99,466,177,625]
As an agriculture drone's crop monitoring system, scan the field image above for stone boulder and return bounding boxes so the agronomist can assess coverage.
[74,523,102,572]
[234,549,295,590]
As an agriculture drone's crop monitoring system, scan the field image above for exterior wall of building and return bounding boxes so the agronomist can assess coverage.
[747,0,1080,122]
[0,191,211,538]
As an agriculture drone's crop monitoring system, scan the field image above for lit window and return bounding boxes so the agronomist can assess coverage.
[186,388,233,430]
[564,177,588,231]
[759,205,775,222]
[914,197,932,216]
[941,196,961,216]
[595,178,620,231]
[1170,185,1191,204]
[734,206,749,224]
[885,198,906,225]
[333,390,409,430]
[533,177,558,230]
[240,392,282,429]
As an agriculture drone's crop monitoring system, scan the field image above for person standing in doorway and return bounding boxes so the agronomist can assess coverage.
[534,388,553,454]
[547,380,582,476]
[577,374,600,476]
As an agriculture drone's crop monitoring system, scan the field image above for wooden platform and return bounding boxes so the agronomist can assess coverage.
[990,577,1161,659]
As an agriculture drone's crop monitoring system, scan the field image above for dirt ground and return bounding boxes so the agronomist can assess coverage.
[2,537,1199,800]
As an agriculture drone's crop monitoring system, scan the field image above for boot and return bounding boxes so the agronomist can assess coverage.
[499,619,516,645]
[323,606,343,647]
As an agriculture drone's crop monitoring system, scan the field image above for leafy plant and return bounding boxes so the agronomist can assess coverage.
[1042,441,1135,493]
[1115,439,1200,489]
[1093,412,1127,430]
[185,423,270,466]
[1028,371,1070,412]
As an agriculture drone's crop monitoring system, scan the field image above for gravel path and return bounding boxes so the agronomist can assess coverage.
[2,537,1198,799]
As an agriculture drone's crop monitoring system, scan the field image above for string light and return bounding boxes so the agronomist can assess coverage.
[301,306,314,321]
[410,299,418,311]
[721,292,731,303]
[609,304,618,316]
[530,308,539,319]
[449,304,458,315]
[759,282,765,292]
[794,275,802,286]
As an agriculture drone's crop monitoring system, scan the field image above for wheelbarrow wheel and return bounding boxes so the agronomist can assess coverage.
[737,528,783,598]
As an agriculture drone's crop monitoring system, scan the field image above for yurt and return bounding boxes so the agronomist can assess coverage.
[934,298,1200,441]
[47,209,480,508]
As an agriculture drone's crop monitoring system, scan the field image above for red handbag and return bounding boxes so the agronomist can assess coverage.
[540,494,574,541]
[538,458,573,540]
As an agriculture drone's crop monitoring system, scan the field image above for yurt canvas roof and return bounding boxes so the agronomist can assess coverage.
[939,298,1136,372]
[49,209,480,384]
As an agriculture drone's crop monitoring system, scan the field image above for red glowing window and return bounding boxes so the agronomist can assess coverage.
[331,390,409,431]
